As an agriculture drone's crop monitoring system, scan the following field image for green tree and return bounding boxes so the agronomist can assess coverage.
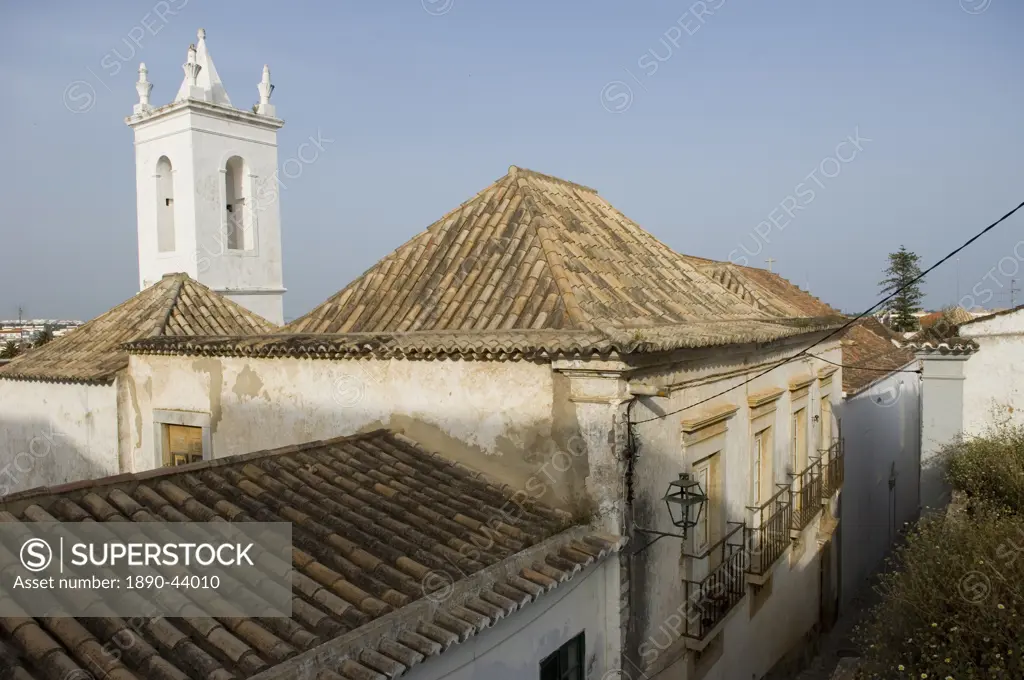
[0,340,20,359]
[879,245,924,332]
[33,326,53,348]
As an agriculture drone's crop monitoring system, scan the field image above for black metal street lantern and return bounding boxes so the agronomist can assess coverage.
[631,472,710,554]
[663,473,707,534]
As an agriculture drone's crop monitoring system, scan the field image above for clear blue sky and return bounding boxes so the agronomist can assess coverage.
[2,0,1023,321]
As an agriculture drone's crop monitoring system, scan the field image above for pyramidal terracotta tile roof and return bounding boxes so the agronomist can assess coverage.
[840,318,917,394]
[680,255,839,318]
[0,274,276,384]
[0,429,623,680]
[285,166,840,335]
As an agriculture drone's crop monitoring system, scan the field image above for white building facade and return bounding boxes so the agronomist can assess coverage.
[837,363,921,608]
[833,320,922,608]
[126,29,286,323]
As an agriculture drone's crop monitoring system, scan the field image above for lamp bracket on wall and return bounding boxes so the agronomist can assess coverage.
[627,472,708,556]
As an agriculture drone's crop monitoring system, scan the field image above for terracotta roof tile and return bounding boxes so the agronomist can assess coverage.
[0,274,275,384]
[284,166,838,336]
[125,314,847,361]
[0,430,623,680]
[919,306,973,330]
[680,255,838,318]
[840,318,918,394]
[903,309,979,355]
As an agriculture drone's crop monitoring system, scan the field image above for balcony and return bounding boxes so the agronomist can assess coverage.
[790,458,823,534]
[681,523,748,647]
[821,438,845,497]
[745,486,792,582]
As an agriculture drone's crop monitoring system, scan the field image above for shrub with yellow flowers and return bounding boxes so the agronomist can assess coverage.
[855,426,1024,678]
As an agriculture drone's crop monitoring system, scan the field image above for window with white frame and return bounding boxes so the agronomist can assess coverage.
[820,396,832,452]
[152,410,211,469]
[792,407,807,473]
[753,427,771,505]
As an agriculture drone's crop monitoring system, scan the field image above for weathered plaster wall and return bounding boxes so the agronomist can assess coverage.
[401,558,620,680]
[837,365,921,609]
[0,378,119,494]
[961,313,1024,436]
[126,355,589,508]
[626,340,843,680]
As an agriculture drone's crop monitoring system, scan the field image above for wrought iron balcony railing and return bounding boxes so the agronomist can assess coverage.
[746,486,792,576]
[681,523,748,641]
[790,458,823,532]
[821,438,845,497]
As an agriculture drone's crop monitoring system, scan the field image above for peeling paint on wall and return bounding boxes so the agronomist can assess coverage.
[232,364,265,401]
[191,358,224,433]
[127,373,143,450]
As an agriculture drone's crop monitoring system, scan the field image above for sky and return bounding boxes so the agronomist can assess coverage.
[1,0,1023,322]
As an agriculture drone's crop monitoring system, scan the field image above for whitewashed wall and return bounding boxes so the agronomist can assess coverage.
[132,105,286,323]
[918,355,969,510]
[837,365,920,609]
[961,311,1024,436]
[0,378,120,495]
[402,559,620,680]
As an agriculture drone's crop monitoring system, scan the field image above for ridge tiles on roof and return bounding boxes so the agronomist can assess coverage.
[284,165,837,337]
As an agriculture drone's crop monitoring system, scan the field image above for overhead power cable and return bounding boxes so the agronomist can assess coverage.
[807,352,921,375]
[631,198,1024,425]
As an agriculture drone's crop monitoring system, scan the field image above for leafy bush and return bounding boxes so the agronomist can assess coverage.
[945,425,1024,514]
[856,426,1024,678]
[855,510,1024,678]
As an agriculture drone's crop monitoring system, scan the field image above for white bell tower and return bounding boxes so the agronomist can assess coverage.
[126,28,286,324]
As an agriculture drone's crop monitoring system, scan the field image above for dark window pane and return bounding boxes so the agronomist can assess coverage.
[566,637,580,668]
[539,632,585,680]
[540,656,559,680]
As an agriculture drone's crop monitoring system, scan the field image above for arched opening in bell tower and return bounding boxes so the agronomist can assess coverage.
[224,155,252,250]
[155,156,175,252]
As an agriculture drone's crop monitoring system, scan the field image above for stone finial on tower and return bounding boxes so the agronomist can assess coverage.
[134,63,153,114]
[175,28,232,106]
[256,65,276,117]
[182,43,204,100]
